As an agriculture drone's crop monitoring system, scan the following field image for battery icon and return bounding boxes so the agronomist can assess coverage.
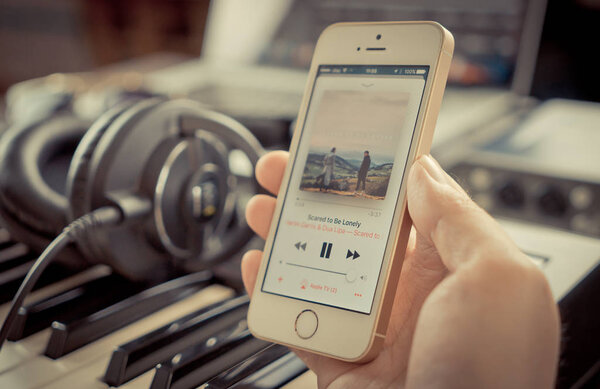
[416,69,426,75]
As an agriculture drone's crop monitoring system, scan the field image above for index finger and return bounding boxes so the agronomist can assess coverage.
[255,150,289,195]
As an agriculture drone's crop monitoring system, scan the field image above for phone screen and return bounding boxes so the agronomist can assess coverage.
[262,64,429,314]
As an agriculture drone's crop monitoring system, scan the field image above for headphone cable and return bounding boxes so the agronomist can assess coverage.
[0,206,122,352]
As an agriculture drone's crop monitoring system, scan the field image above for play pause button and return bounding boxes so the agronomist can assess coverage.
[346,249,360,260]
[320,242,333,259]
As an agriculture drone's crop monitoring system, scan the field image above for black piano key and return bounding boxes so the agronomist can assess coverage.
[7,273,143,341]
[150,321,270,389]
[0,229,13,249]
[104,294,250,386]
[0,257,76,304]
[0,230,81,304]
[45,270,213,359]
[199,344,291,388]
[0,259,35,298]
[228,352,308,389]
[0,243,30,270]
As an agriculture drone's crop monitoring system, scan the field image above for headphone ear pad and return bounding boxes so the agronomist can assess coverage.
[0,115,90,255]
[65,98,165,273]
[66,102,137,221]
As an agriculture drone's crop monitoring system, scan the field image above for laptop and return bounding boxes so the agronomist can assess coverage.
[146,0,548,151]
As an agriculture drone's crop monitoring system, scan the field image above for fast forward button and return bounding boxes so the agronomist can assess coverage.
[346,249,360,260]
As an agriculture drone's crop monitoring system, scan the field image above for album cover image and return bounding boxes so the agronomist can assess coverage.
[299,89,410,200]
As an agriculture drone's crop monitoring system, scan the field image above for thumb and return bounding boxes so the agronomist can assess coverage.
[407,155,526,272]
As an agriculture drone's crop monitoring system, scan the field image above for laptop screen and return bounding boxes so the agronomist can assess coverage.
[256,0,535,90]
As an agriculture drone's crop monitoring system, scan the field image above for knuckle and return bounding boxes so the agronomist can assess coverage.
[457,251,552,301]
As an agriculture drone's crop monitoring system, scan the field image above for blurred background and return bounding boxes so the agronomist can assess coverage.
[0,0,598,388]
[1,0,599,98]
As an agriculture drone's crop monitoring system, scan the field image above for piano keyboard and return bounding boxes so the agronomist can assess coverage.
[3,217,596,388]
[0,229,317,388]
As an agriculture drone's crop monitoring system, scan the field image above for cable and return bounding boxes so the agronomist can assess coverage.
[0,206,122,352]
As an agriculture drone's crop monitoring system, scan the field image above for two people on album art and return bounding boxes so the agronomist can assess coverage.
[312,147,375,197]
[298,89,407,200]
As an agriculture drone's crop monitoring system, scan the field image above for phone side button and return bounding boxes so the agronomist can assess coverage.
[294,309,318,339]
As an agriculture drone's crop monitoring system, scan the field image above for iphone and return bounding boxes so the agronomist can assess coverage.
[248,22,454,361]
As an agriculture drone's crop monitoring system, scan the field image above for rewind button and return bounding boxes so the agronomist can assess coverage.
[294,241,307,251]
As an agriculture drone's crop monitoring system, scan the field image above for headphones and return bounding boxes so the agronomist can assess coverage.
[0,97,264,282]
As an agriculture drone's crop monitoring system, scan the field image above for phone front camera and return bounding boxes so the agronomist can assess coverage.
[376,34,382,40]
[357,47,361,51]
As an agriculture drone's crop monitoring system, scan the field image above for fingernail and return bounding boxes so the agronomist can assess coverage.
[419,155,447,183]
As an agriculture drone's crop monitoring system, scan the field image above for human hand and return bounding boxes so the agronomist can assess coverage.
[243,151,560,389]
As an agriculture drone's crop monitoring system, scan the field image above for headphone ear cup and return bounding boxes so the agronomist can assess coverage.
[65,98,165,274]
[66,101,138,222]
[0,115,90,264]
[71,98,262,281]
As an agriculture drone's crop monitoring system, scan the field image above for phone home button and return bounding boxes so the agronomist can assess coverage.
[294,309,318,339]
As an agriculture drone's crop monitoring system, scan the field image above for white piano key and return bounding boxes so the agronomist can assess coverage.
[41,359,108,389]
[120,370,155,389]
[0,284,233,389]
[0,330,49,374]
[280,370,318,389]
[0,266,113,374]
[42,359,155,389]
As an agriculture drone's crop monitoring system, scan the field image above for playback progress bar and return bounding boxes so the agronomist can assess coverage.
[285,262,346,276]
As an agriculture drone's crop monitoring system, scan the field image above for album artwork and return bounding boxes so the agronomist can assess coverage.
[299,89,410,200]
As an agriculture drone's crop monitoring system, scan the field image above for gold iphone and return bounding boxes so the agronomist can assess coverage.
[248,22,453,362]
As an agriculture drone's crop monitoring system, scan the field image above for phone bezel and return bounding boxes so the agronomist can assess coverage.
[248,21,453,361]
